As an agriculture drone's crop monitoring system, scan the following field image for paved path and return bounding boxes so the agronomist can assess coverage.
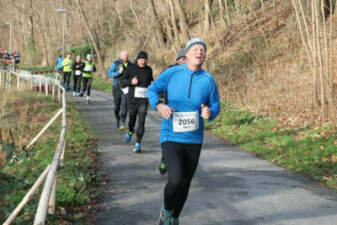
[69,89,337,225]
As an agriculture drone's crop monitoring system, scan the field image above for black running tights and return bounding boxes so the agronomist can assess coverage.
[161,141,202,218]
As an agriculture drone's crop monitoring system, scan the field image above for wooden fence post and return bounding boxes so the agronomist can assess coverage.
[39,79,42,93]
[45,80,48,96]
[52,83,55,100]
[58,87,61,103]
[17,76,20,89]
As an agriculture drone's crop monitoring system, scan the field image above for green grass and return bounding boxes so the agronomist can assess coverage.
[0,92,99,224]
[92,75,112,93]
[20,65,55,72]
[206,104,337,190]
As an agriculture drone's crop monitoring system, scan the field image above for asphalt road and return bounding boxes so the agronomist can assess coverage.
[69,89,337,225]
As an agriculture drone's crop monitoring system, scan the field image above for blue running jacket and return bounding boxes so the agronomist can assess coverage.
[147,64,220,144]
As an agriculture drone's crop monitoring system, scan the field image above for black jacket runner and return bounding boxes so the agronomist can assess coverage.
[121,63,153,104]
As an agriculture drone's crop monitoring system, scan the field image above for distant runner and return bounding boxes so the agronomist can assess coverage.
[121,51,153,153]
[107,50,132,130]
[55,55,64,81]
[61,53,73,91]
[80,54,96,103]
[72,55,85,96]
[147,38,220,225]
[158,48,186,175]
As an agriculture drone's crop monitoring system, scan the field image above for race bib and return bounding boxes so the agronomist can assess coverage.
[134,87,147,98]
[75,70,81,75]
[84,65,93,72]
[173,111,199,132]
[121,87,129,94]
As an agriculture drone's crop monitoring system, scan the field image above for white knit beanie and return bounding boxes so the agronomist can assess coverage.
[185,38,207,52]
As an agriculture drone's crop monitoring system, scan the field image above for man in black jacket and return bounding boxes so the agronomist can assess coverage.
[72,55,85,96]
[121,51,153,153]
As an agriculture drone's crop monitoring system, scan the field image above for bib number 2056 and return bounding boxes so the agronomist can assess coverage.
[173,111,199,132]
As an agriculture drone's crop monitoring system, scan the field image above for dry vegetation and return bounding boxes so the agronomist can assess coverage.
[0,81,59,168]
[0,0,337,127]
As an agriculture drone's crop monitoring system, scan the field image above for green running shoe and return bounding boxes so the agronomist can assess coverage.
[159,161,167,175]
[171,217,179,225]
[119,124,125,131]
[158,208,172,225]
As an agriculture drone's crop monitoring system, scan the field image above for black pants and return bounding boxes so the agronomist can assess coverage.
[82,77,92,96]
[63,71,71,88]
[128,102,148,143]
[112,85,128,124]
[73,75,82,93]
[161,141,202,218]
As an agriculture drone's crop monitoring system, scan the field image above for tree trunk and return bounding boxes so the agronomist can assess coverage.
[164,18,174,46]
[149,0,166,47]
[204,0,214,31]
[77,0,107,79]
[224,0,230,24]
[28,0,36,52]
[36,20,50,66]
[168,0,182,48]
[173,0,191,42]
[218,0,226,26]
[130,0,141,30]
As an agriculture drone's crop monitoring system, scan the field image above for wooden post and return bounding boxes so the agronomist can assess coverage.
[26,109,63,149]
[39,79,42,93]
[58,87,61,103]
[52,83,55,100]
[45,80,48,96]
[3,165,51,225]
[17,76,20,89]
[48,175,57,215]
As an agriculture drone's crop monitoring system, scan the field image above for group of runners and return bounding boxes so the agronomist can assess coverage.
[54,37,220,225]
[107,37,221,225]
[55,53,96,103]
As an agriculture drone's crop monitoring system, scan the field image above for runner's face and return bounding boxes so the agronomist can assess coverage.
[76,56,81,62]
[137,58,146,68]
[120,52,128,62]
[186,45,206,67]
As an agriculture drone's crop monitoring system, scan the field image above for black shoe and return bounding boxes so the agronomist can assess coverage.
[80,93,83,97]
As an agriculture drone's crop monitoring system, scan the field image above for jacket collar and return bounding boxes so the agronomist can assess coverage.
[183,63,203,76]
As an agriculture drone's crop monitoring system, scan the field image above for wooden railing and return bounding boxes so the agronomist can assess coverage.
[0,68,67,225]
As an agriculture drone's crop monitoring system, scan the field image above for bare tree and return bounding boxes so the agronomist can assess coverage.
[149,0,166,47]
[77,0,106,79]
[204,0,214,31]
[173,0,191,42]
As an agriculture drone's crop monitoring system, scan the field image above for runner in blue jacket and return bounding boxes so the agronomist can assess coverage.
[147,38,220,225]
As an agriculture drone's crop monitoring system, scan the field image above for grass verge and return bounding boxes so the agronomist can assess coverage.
[0,90,99,224]
[91,75,111,93]
[206,104,337,190]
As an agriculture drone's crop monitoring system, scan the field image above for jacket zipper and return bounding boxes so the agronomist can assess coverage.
[188,72,194,98]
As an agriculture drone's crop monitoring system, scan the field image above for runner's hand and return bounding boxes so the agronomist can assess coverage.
[131,77,138,85]
[157,103,175,120]
[119,67,124,74]
[201,104,211,119]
